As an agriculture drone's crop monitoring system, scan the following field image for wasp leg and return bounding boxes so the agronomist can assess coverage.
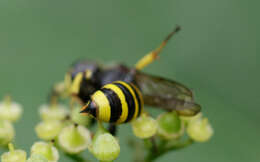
[135,26,181,70]
[108,124,117,136]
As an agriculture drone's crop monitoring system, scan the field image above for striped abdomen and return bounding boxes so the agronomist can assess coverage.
[80,81,143,124]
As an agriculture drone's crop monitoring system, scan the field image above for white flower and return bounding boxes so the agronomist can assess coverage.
[91,133,120,161]
[1,143,26,162]
[58,124,91,154]
[0,101,23,122]
[39,104,68,121]
[0,120,15,146]
[35,120,63,140]
[131,114,158,139]
[31,141,59,162]
[187,117,213,142]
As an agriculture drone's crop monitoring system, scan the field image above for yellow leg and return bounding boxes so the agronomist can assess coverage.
[135,26,181,70]
[69,97,75,111]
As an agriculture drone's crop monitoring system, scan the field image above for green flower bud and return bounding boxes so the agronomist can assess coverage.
[91,133,120,161]
[31,141,59,162]
[35,120,63,140]
[71,106,91,126]
[0,120,15,146]
[39,104,68,121]
[131,114,158,139]
[157,111,184,139]
[1,143,26,162]
[58,124,91,154]
[187,117,213,142]
[26,154,48,162]
[0,96,23,122]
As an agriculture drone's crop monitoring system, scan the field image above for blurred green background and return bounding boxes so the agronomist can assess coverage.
[0,0,259,162]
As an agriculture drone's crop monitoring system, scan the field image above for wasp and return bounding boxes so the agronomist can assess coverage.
[57,26,201,125]
[80,80,144,124]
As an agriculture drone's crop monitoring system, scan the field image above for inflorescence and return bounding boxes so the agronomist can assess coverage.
[0,95,213,162]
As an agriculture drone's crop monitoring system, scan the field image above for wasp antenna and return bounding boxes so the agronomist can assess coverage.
[135,25,181,70]
[164,25,181,42]
[157,25,181,54]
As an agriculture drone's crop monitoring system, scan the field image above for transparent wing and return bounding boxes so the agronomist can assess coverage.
[134,71,201,116]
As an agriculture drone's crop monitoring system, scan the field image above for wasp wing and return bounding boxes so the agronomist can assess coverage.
[134,71,201,116]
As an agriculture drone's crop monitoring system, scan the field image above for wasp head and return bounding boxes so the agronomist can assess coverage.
[64,60,102,102]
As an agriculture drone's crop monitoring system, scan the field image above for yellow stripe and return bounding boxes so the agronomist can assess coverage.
[70,73,83,94]
[114,81,139,121]
[103,84,128,124]
[130,83,144,116]
[92,90,111,122]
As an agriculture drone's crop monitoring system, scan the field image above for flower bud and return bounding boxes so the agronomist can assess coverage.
[1,143,26,162]
[58,124,91,154]
[71,106,91,126]
[91,133,120,161]
[187,117,213,142]
[0,96,23,122]
[180,112,202,124]
[0,120,15,146]
[157,111,184,139]
[26,154,48,162]
[35,120,63,140]
[39,104,68,121]
[31,141,59,162]
[131,114,158,139]
[53,81,67,98]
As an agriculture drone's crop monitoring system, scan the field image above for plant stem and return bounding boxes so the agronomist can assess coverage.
[145,138,194,162]
[65,153,85,162]
[4,95,11,107]
[150,137,158,153]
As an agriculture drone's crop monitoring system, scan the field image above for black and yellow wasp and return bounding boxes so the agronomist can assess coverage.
[59,26,201,124]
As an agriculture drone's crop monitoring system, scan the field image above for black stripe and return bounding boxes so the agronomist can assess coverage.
[100,88,122,123]
[129,84,142,117]
[113,82,135,122]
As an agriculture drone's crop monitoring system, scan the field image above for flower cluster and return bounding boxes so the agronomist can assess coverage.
[34,98,121,161]
[0,94,213,162]
[132,111,213,142]
[0,96,22,147]
[130,111,213,161]
[1,142,57,162]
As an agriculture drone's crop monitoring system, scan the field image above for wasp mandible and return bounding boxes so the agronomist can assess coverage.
[55,26,201,125]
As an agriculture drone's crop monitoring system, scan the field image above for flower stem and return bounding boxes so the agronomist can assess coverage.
[8,143,15,152]
[50,96,58,109]
[65,153,86,162]
[145,138,194,162]
[4,95,12,107]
